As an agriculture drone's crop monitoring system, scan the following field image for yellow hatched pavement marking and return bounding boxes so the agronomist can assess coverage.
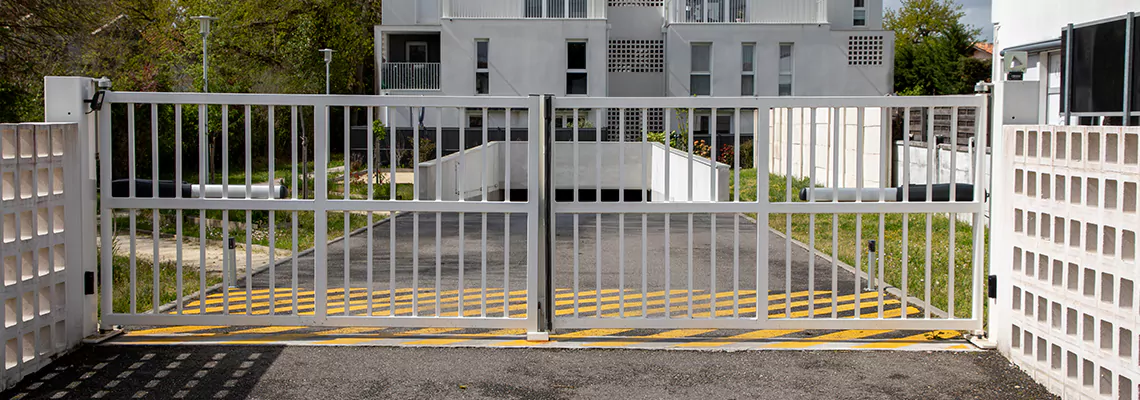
[674,329,802,348]
[493,328,634,347]
[947,344,972,350]
[565,290,823,317]
[762,329,892,349]
[853,330,962,349]
[402,329,524,346]
[316,327,386,336]
[582,329,716,347]
[128,326,225,335]
[229,326,306,334]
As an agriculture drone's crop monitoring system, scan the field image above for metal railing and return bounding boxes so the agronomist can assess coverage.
[668,0,827,24]
[381,62,440,91]
[444,0,606,19]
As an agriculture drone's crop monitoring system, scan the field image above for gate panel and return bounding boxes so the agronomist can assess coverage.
[97,93,540,330]
[549,96,989,331]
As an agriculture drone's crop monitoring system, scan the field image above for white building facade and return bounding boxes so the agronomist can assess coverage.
[375,0,895,131]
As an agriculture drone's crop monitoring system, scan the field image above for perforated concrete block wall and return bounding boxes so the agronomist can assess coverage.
[0,123,75,391]
[999,125,1140,400]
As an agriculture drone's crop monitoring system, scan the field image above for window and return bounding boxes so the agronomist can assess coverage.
[741,43,755,96]
[567,41,588,95]
[468,113,484,129]
[778,43,793,96]
[475,40,489,94]
[853,0,866,27]
[691,43,711,96]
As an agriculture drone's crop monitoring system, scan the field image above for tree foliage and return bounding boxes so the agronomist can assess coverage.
[885,0,991,95]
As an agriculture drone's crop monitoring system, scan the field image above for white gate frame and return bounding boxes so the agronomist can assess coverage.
[549,95,989,332]
[96,92,546,334]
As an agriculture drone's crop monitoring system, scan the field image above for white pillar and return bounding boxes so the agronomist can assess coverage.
[43,76,99,341]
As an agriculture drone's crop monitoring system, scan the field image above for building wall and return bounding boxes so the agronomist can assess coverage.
[438,19,609,97]
[827,0,884,30]
[665,25,894,97]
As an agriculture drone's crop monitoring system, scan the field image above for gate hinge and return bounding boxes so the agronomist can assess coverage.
[987,275,997,299]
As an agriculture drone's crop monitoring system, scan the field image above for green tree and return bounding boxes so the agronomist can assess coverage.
[885,0,991,95]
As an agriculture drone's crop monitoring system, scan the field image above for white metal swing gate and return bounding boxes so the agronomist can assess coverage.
[97,92,545,331]
[548,95,990,332]
[96,90,988,333]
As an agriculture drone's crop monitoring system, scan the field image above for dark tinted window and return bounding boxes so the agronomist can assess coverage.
[568,42,587,70]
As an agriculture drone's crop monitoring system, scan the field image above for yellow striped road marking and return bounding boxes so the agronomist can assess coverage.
[853,330,962,349]
[230,326,306,334]
[691,292,881,318]
[398,327,463,336]
[316,327,387,336]
[493,328,634,347]
[947,344,972,350]
[563,290,823,317]
[197,288,417,306]
[402,329,523,346]
[188,288,640,313]
[583,329,716,347]
[128,326,225,335]
[768,299,901,319]
[674,329,803,348]
[763,329,892,349]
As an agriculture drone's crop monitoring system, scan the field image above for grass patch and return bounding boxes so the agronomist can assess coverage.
[107,251,222,314]
[730,169,987,319]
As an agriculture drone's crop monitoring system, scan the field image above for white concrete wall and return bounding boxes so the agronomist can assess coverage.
[418,142,730,201]
[828,0,883,30]
[992,125,1140,400]
[768,107,887,189]
[893,143,991,187]
[665,25,895,97]
[438,20,609,97]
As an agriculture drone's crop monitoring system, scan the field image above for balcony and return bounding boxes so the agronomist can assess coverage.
[381,63,440,91]
[443,0,606,19]
[668,0,826,24]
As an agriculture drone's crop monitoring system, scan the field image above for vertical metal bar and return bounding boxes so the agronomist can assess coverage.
[970,95,989,329]
[854,107,864,318]
[343,107,351,315]
[413,110,421,316]
[366,107,375,315]
[807,107,816,318]
[618,108,625,317]
[174,105,183,314]
[784,107,793,317]
[948,106,958,319]
[314,105,329,323]
[504,109,512,315]
[99,101,113,318]
[268,106,276,315]
[245,105,253,314]
[221,105,230,313]
[757,106,770,321]
[291,106,300,314]
[436,116,442,317]
[388,106,396,316]
[709,107,718,316]
[198,104,207,314]
[573,108,581,317]
[831,107,840,318]
[128,104,137,315]
[687,107,695,318]
[733,108,740,318]
[525,94,546,333]
[901,107,911,318]
[879,107,888,319]
[151,104,160,313]
[641,108,648,317]
[596,107,603,317]
[1064,23,1074,125]
[481,109,489,315]
[664,107,672,319]
[924,107,934,319]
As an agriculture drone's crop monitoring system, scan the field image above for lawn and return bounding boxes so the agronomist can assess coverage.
[105,250,223,314]
[730,169,987,319]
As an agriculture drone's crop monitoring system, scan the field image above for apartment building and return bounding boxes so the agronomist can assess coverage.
[375,0,894,136]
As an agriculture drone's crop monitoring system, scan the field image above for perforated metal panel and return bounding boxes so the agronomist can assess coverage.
[608,0,663,6]
[608,40,665,73]
[848,35,885,66]
[606,108,665,141]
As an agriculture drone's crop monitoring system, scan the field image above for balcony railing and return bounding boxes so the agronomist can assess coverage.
[380,62,440,91]
[668,0,826,24]
[444,0,606,19]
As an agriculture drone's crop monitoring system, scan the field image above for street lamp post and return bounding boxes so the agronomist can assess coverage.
[319,49,335,95]
[192,15,218,184]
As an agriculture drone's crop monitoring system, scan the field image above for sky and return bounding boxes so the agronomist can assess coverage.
[883,0,993,42]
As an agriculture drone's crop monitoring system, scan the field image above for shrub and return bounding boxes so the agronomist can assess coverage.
[646,131,667,144]
[693,140,711,158]
[739,140,755,169]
